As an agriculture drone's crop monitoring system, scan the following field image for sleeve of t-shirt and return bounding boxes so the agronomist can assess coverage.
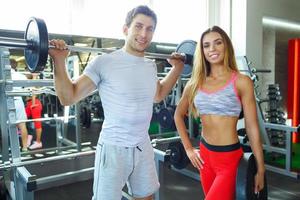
[83,56,102,87]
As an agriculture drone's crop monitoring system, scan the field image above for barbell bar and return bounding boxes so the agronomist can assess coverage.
[0,36,187,59]
[0,36,191,62]
[0,17,195,76]
[239,69,272,73]
[0,35,118,53]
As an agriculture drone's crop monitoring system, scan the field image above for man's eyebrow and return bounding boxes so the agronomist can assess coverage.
[134,21,154,28]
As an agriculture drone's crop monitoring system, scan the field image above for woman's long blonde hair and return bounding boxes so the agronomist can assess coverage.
[187,26,239,116]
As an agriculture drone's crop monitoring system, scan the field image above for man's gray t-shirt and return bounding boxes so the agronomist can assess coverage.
[84,49,158,147]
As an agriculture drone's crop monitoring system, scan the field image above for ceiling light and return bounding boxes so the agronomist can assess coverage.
[74,43,88,47]
[263,17,300,31]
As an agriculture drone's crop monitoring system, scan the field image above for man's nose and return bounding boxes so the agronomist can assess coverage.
[139,28,148,37]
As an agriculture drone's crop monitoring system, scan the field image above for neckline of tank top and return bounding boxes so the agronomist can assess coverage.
[199,72,236,94]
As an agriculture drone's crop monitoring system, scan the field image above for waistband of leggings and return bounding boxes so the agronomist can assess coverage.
[200,137,241,152]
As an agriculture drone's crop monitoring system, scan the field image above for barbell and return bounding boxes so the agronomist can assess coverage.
[0,17,196,76]
[167,141,268,199]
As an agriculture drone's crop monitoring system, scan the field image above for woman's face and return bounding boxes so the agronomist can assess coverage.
[202,31,225,65]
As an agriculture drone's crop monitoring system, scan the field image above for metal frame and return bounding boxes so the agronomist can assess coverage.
[236,56,300,179]
[263,123,299,178]
[0,47,90,200]
[0,47,135,200]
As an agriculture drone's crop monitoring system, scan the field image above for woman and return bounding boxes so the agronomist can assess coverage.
[174,26,265,199]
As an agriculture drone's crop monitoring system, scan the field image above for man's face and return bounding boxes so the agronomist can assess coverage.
[123,14,155,56]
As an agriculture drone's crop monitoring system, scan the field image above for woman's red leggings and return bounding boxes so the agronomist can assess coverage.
[199,138,243,200]
[25,99,43,129]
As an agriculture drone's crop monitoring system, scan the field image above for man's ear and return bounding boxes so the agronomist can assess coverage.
[123,25,128,36]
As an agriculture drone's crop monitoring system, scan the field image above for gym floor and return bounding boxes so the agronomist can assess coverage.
[32,121,300,200]
[35,167,300,200]
[1,121,300,199]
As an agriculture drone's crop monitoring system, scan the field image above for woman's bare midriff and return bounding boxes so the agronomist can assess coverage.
[200,114,239,145]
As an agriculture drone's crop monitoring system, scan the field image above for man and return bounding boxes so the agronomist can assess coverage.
[49,5,184,200]
[10,59,29,152]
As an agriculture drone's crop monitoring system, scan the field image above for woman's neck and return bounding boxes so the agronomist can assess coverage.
[209,65,231,79]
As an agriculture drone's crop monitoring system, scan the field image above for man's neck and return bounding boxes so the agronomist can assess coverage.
[123,44,145,57]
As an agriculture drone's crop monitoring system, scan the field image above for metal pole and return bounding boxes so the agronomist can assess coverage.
[58,45,181,60]
[0,36,27,42]
[63,45,116,54]
[151,136,181,145]
[0,150,95,170]
[66,45,187,61]
[10,115,76,125]
[0,40,29,49]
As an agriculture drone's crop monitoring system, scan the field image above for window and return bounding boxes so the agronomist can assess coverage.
[0,0,208,43]
[152,0,208,43]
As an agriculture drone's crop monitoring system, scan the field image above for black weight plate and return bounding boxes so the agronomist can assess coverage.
[237,128,247,137]
[85,107,92,128]
[239,110,244,119]
[79,105,92,128]
[24,17,49,72]
[176,40,196,77]
[168,141,190,169]
[158,107,175,129]
[236,153,268,200]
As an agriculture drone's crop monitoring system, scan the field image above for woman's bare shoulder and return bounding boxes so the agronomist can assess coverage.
[235,72,254,92]
[236,72,253,84]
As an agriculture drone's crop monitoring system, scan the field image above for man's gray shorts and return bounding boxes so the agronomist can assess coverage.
[92,139,160,200]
